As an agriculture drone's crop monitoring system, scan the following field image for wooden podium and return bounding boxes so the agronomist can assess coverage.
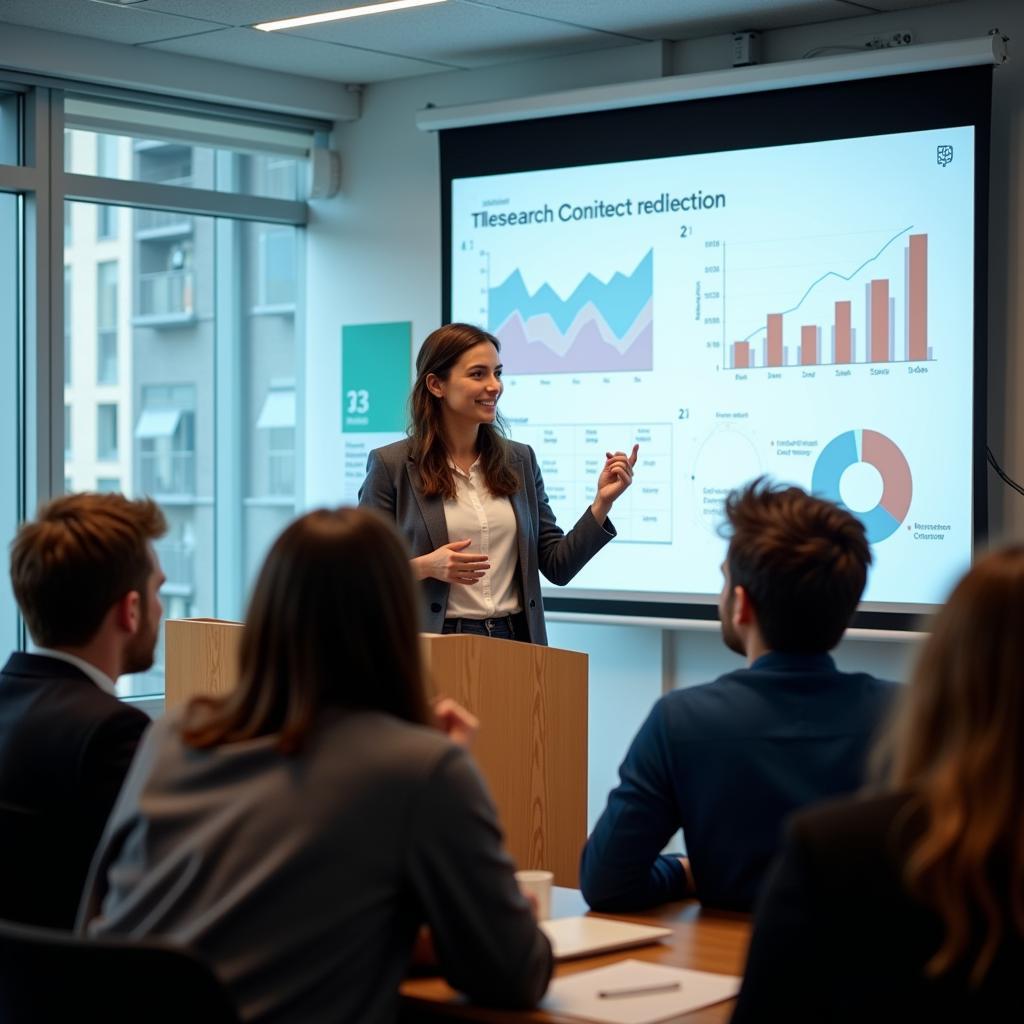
[164,621,588,886]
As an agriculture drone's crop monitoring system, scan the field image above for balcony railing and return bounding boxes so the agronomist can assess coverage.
[136,270,194,320]
[154,538,195,590]
[134,208,193,235]
[139,450,195,496]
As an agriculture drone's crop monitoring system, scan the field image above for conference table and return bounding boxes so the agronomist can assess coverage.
[400,888,751,1024]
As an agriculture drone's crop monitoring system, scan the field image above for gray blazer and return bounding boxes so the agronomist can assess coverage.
[80,709,552,1024]
[358,438,615,645]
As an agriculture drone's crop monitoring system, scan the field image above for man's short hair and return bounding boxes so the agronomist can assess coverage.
[723,478,871,653]
[10,493,167,648]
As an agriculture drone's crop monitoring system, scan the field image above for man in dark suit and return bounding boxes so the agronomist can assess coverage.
[580,478,896,913]
[0,492,166,929]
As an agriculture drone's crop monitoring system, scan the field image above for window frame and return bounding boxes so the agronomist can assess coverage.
[0,77,318,684]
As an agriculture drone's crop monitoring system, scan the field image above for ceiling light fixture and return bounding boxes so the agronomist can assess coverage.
[254,0,448,33]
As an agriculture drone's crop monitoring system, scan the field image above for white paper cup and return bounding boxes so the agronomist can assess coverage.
[515,869,554,920]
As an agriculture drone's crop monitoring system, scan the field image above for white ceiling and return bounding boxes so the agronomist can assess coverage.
[0,0,959,85]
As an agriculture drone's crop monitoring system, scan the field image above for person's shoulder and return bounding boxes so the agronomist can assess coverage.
[660,668,754,713]
[833,670,901,706]
[844,671,899,691]
[370,437,414,467]
[6,653,140,722]
[0,660,146,766]
[320,710,459,774]
[504,438,531,462]
[652,678,736,734]
[77,686,150,754]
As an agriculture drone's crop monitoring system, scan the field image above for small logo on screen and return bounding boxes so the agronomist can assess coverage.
[936,145,954,167]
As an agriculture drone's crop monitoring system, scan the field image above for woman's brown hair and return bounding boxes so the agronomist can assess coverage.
[182,507,431,754]
[409,323,518,500]
[874,545,1024,984]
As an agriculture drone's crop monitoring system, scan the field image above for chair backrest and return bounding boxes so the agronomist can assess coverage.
[0,917,240,1023]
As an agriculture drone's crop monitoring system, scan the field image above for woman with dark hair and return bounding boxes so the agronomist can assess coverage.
[359,322,637,644]
[78,508,552,1024]
[731,546,1024,1022]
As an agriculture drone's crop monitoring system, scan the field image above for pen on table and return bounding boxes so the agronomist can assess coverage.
[598,981,682,999]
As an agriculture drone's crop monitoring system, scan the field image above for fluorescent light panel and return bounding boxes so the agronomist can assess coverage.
[254,0,447,32]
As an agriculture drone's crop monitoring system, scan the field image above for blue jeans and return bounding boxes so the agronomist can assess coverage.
[442,613,524,640]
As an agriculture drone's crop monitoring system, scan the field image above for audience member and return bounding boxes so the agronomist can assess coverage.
[0,492,166,928]
[79,507,552,1024]
[732,545,1024,1021]
[580,478,895,912]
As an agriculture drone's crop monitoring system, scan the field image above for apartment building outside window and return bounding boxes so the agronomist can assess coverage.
[96,260,118,385]
[97,403,118,461]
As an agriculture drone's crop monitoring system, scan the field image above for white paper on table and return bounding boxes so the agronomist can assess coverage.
[542,958,741,1024]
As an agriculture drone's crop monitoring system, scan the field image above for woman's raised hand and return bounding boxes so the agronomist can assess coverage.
[592,443,639,521]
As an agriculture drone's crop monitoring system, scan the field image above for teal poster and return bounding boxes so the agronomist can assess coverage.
[340,321,410,434]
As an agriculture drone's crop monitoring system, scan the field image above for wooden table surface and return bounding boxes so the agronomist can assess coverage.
[401,888,751,1024]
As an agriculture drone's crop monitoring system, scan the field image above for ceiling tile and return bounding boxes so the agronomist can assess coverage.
[468,1,862,41]
[857,0,959,9]
[287,1,638,68]
[0,0,222,45]
[145,25,455,82]
[134,0,392,28]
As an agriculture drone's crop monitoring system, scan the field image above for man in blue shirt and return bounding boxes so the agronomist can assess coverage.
[580,478,896,912]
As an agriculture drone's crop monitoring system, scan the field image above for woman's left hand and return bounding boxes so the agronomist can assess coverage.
[592,444,639,521]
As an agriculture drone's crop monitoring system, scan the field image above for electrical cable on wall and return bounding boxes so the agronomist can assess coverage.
[987,446,1024,497]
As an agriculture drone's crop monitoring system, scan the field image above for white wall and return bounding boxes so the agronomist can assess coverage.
[304,0,1024,822]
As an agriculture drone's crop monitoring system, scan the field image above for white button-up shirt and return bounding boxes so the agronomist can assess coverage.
[442,459,522,620]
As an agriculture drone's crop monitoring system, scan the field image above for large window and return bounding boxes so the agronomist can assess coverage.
[0,82,316,699]
[61,100,310,696]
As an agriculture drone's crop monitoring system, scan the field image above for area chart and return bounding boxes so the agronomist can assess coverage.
[489,250,653,374]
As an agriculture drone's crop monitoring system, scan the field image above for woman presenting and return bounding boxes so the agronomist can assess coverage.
[359,323,637,645]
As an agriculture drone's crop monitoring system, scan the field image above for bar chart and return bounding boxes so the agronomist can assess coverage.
[725,229,933,371]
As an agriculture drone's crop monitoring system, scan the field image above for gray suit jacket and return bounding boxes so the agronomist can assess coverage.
[80,709,552,1024]
[358,437,615,645]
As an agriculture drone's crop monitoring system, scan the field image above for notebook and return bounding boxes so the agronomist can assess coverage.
[542,958,742,1024]
[540,916,673,961]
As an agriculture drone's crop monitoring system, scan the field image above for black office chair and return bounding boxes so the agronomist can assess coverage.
[0,917,240,1023]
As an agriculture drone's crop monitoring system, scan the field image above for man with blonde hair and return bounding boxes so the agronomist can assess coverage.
[0,492,166,928]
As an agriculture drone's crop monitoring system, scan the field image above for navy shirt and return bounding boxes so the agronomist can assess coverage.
[580,652,896,912]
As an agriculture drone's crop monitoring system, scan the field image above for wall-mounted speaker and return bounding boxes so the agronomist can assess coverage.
[308,148,341,199]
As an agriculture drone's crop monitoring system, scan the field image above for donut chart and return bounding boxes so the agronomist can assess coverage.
[812,430,912,543]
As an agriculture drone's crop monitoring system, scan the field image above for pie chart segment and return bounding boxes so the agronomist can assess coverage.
[812,430,912,543]
[862,428,912,523]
